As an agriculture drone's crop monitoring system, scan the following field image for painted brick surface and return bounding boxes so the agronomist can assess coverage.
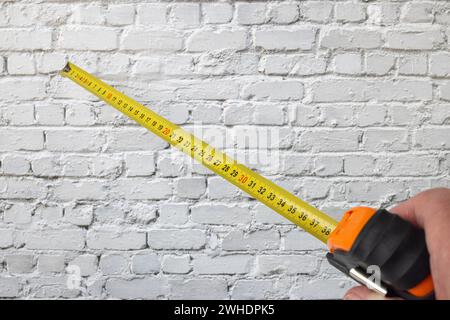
[0,0,448,300]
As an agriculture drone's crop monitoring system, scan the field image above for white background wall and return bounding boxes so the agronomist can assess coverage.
[0,0,449,299]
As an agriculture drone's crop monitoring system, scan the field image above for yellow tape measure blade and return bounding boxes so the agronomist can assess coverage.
[60,62,338,243]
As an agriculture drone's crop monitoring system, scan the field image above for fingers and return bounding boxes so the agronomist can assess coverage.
[343,286,392,300]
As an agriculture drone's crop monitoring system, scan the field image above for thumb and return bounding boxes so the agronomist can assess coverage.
[343,286,391,300]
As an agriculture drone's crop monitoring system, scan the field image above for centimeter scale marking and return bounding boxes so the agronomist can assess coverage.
[60,62,337,243]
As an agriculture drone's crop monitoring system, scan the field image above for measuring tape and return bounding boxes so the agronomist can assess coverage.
[60,62,434,299]
[60,62,337,243]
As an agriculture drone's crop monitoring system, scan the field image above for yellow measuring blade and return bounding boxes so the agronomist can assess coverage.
[60,62,337,243]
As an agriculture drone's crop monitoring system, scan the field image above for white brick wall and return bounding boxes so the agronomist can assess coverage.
[0,0,449,300]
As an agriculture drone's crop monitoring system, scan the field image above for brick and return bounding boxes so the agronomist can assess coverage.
[0,177,47,199]
[1,155,30,175]
[256,255,317,275]
[253,104,284,125]
[191,204,251,225]
[431,53,450,77]
[291,54,327,75]
[281,154,312,176]
[314,156,344,176]
[6,255,34,273]
[208,177,240,199]
[193,255,253,275]
[203,3,233,24]
[175,177,206,199]
[37,205,63,223]
[7,4,39,26]
[122,30,182,51]
[366,53,395,75]
[106,278,167,300]
[156,153,186,177]
[0,29,52,50]
[300,1,333,23]
[37,4,71,26]
[347,181,407,202]
[291,279,353,299]
[45,129,105,152]
[370,80,432,102]
[399,55,427,75]
[355,105,387,127]
[434,7,450,24]
[2,103,34,126]
[177,80,239,100]
[368,3,399,25]
[91,155,122,177]
[284,229,324,251]
[232,280,276,300]
[297,130,360,152]
[7,53,35,75]
[65,103,95,126]
[148,229,206,250]
[64,204,93,227]
[439,82,450,101]
[311,80,367,102]
[223,230,279,251]
[0,229,14,248]
[157,203,189,225]
[111,179,171,200]
[59,27,118,50]
[401,2,433,23]
[414,128,450,150]
[385,30,443,50]
[169,279,228,299]
[24,229,85,250]
[100,254,128,275]
[137,4,167,25]
[38,255,65,274]
[106,128,168,152]
[170,3,200,27]
[0,277,20,298]
[106,4,135,26]
[259,54,295,75]
[187,29,247,52]
[191,104,222,124]
[242,81,303,101]
[125,153,156,177]
[224,102,253,125]
[87,230,146,250]
[162,255,190,274]
[131,253,159,274]
[53,180,106,201]
[321,29,381,49]
[236,2,266,25]
[333,52,362,75]
[29,276,79,298]
[3,203,33,224]
[431,104,450,124]
[35,103,65,125]
[72,4,105,24]
[335,2,366,22]
[162,55,193,76]
[0,78,46,102]
[69,254,98,276]
[268,3,299,24]
[383,155,439,176]
[363,128,409,151]
[255,28,316,50]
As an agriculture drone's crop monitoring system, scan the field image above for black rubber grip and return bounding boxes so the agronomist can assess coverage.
[327,209,434,300]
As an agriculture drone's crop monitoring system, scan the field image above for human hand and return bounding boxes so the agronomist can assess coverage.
[343,188,450,300]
